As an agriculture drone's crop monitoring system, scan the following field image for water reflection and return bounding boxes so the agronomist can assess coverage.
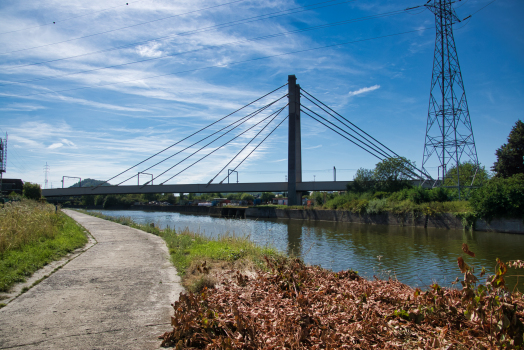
[91,210,524,290]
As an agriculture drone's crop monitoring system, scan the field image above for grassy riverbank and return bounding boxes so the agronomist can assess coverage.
[77,210,281,292]
[0,200,88,293]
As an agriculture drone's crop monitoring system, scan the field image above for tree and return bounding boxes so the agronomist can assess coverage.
[261,192,275,203]
[82,195,95,206]
[373,157,415,192]
[23,182,41,200]
[443,161,490,199]
[94,195,105,206]
[103,195,119,209]
[445,161,489,186]
[348,168,374,193]
[240,193,254,201]
[492,120,524,178]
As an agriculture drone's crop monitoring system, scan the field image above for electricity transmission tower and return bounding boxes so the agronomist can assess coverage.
[44,162,50,189]
[421,0,479,195]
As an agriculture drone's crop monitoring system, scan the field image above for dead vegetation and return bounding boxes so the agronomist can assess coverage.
[160,249,524,349]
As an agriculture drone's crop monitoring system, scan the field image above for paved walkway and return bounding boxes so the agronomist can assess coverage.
[0,210,183,349]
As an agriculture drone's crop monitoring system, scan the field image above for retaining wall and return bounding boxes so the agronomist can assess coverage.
[64,204,523,234]
[245,208,523,234]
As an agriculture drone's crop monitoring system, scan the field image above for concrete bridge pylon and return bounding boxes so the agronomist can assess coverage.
[287,75,302,206]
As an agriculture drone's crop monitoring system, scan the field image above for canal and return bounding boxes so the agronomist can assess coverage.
[90,209,524,290]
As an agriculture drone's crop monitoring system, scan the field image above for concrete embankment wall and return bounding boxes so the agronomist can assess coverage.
[245,207,524,234]
[63,204,523,234]
[64,204,246,218]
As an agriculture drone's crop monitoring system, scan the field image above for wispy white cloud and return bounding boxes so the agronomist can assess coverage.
[348,85,380,97]
[305,144,322,150]
[48,142,63,149]
[0,103,46,111]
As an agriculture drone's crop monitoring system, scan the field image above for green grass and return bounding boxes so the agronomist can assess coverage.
[0,210,88,292]
[161,228,279,276]
[78,210,282,291]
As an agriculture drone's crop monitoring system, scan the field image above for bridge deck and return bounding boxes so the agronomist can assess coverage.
[42,181,356,197]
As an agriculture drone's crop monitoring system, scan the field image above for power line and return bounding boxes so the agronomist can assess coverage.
[0,0,152,35]
[93,83,287,189]
[6,5,402,71]
[11,27,433,98]
[2,10,408,87]
[0,0,353,56]
[470,0,497,16]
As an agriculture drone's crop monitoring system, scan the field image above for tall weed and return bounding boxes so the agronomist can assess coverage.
[0,199,63,254]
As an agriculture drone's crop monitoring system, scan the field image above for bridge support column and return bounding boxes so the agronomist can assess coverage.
[287,75,302,206]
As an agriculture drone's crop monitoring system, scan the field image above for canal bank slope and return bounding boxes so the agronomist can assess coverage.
[0,210,184,350]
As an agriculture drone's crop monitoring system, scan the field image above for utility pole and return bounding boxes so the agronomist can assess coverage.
[421,0,479,198]
[287,75,302,205]
[333,166,336,181]
[44,162,50,189]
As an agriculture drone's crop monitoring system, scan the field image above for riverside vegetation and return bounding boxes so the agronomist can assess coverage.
[77,211,524,348]
[0,199,87,296]
[77,210,281,293]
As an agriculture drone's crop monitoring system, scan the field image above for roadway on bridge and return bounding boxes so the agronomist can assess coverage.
[0,210,184,350]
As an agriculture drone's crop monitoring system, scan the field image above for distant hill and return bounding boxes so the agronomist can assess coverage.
[69,178,110,188]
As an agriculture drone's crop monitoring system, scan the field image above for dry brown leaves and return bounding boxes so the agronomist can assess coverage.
[160,257,524,349]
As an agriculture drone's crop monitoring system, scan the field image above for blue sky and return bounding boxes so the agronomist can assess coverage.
[0,0,522,188]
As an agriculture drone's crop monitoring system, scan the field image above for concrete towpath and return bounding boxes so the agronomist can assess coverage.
[0,210,184,349]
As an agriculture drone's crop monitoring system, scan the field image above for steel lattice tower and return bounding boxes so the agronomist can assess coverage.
[422,0,479,193]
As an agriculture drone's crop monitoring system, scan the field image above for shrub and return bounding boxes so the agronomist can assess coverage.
[366,198,387,215]
[427,187,450,202]
[372,191,389,200]
[407,186,428,204]
[22,182,41,200]
[387,188,410,202]
[323,195,349,210]
[469,173,524,221]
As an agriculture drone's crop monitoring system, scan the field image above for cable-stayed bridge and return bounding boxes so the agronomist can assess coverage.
[42,75,431,204]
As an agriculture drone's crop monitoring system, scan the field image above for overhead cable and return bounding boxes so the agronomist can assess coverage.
[207,105,287,185]
[157,105,288,185]
[301,88,402,159]
[300,108,386,162]
[92,83,287,189]
[302,106,418,180]
[0,0,151,35]
[302,88,429,180]
[218,115,289,184]
[119,94,287,185]
[300,97,393,159]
